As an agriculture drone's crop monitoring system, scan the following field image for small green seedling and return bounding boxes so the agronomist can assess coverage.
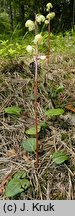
[55,85,65,95]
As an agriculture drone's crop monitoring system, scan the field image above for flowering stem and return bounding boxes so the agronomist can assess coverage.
[34,42,39,168]
[48,20,50,64]
[46,21,50,81]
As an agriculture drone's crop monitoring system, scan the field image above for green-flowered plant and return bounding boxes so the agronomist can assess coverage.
[3,3,68,170]
[25,12,46,168]
[25,3,55,168]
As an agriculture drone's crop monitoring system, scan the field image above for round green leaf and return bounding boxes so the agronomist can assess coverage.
[22,138,36,152]
[5,179,24,197]
[4,106,22,115]
[45,108,64,117]
[52,151,69,165]
[25,125,41,135]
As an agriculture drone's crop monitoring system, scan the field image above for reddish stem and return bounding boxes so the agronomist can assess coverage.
[48,21,50,63]
[34,55,39,168]
[34,14,39,168]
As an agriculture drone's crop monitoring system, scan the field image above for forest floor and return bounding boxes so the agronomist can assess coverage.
[0,51,75,200]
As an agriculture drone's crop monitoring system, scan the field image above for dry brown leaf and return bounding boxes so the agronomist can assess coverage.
[23,154,31,164]
[0,186,4,195]
[0,172,13,195]
[65,104,75,113]
[6,149,17,157]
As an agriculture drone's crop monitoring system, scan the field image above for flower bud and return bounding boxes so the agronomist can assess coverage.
[46,3,53,11]
[45,20,49,25]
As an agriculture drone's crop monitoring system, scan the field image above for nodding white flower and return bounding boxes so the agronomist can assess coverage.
[25,20,35,31]
[46,12,55,21]
[39,55,46,60]
[34,34,43,45]
[45,19,49,25]
[46,3,53,11]
[36,14,45,24]
[26,45,33,54]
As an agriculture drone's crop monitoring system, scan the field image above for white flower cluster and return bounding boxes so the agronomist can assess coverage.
[36,14,45,24]
[25,2,55,54]
[46,2,53,11]
[25,20,35,31]
[34,34,43,45]
[46,12,55,21]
